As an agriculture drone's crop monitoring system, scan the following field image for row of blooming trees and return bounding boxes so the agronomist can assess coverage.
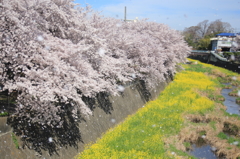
[1,0,191,152]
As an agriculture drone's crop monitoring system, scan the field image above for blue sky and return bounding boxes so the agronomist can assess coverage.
[74,0,240,31]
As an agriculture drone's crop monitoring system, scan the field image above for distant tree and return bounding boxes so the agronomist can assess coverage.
[197,20,210,38]
[183,19,233,50]
[207,19,233,34]
[197,32,217,50]
[183,26,201,49]
[197,37,211,50]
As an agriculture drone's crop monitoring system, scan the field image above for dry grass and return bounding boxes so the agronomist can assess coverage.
[78,59,240,159]
[165,103,240,159]
[175,59,240,158]
[195,88,225,102]
[237,99,240,104]
[211,69,227,78]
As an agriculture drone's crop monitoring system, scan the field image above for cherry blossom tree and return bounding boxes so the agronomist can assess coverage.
[0,0,190,152]
[234,35,240,51]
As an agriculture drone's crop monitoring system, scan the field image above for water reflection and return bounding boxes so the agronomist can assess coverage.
[189,84,239,159]
[190,144,218,159]
[221,86,240,115]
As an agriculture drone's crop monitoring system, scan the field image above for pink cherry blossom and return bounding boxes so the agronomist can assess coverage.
[0,0,191,132]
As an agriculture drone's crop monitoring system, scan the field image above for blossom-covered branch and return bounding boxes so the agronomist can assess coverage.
[0,0,190,135]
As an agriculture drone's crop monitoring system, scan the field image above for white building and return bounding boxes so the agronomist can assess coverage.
[210,33,239,52]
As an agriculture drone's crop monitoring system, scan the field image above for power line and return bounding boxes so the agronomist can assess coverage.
[233,28,240,33]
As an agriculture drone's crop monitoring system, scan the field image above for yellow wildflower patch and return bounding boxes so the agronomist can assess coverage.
[76,60,235,159]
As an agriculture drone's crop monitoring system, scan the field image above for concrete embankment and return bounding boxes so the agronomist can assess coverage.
[0,78,170,159]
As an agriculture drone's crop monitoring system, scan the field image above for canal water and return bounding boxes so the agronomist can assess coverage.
[189,84,240,158]
[222,87,240,115]
[190,144,218,159]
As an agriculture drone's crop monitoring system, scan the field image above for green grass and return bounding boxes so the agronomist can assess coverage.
[183,142,191,148]
[231,79,240,86]
[223,111,240,120]
[184,63,212,73]
[11,133,19,149]
[217,132,228,140]
[199,131,206,136]
[237,97,240,103]
[217,132,240,148]
[203,89,225,104]
[76,62,217,158]
[210,121,217,131]
[76,59,240,159]
[169,144,196,159]
[0,112,9,117]
[228,137,240,148]
[228,89,238,96]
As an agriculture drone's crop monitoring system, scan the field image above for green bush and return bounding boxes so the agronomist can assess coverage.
[0,112,9,117]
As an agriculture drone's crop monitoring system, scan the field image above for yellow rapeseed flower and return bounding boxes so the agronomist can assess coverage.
[76,60,230,159]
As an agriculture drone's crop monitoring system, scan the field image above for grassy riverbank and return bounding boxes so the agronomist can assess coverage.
[76,59,240,159]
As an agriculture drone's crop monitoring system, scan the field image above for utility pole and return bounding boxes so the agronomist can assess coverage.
[124,6,138,22]
[124,6,127,22]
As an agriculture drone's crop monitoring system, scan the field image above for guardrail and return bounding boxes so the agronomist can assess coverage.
[191,50,211,53]
[210,51,228,62]
[190,50,228,62]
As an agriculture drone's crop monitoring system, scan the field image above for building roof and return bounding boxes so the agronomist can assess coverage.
[216,32,240,37]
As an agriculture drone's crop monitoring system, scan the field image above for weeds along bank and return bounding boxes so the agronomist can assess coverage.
[76,59,240,159]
